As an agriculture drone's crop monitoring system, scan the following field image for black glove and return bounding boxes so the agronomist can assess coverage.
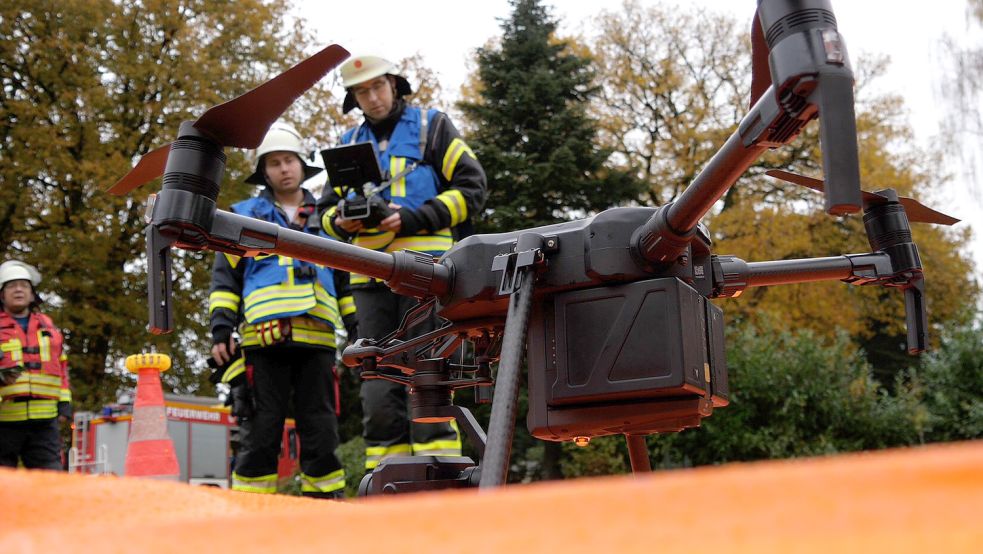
[395,207,423,237]
[212,326,233,349]
[343,313,359,341]
[57,401,72,420]
[207,342,244,386]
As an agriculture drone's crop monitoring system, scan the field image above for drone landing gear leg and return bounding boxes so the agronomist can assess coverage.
[625,434,652,473]
[480,234,543,489]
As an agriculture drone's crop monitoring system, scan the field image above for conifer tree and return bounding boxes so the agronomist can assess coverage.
[458,0,642,234]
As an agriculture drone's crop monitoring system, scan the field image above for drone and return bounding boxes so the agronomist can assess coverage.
[109,0,959,495]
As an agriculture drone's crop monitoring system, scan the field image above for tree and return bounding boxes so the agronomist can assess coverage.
[939,0,983,191]
[590,0,754,207]
[0,0,320,409]
[457,0,643,234]
[452,0,645,480]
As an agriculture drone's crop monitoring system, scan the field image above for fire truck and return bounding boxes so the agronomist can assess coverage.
[69,393,299,487]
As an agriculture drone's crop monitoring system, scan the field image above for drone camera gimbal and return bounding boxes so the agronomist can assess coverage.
[111,0,959,494]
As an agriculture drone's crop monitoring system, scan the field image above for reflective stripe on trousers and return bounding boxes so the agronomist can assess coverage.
[231,471,277,494]
[300,468,346,494]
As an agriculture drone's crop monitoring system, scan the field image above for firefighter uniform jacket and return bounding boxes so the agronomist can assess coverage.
[0,311,71,422]
[319,104,487,286]
[208,188,356,349]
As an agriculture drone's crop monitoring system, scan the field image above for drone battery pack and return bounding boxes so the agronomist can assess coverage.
[527,277,729,441]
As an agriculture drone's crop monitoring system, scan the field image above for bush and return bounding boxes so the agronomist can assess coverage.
[645,322,925,468]
[916,319,983,441]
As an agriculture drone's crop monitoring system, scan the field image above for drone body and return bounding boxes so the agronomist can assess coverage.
[110,0,960,493]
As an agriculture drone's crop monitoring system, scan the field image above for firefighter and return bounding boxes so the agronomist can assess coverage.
[318,55,487,473]
[0,260,71,470]
[209,121,356,498]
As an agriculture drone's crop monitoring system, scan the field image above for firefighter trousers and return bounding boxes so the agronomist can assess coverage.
[234,345,344,496]
[0,416,62,469]
[353,285,461,471]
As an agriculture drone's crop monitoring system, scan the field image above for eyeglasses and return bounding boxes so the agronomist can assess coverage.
[353,78,390,101]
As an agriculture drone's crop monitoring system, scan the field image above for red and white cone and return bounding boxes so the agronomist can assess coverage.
[123,353,179,480]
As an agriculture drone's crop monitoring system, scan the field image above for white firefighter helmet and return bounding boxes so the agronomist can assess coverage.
[340,55,413,114]
[0,260,41,289]
[244,120,323,185]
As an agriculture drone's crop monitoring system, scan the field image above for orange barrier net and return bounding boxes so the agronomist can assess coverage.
[2,440,981,553]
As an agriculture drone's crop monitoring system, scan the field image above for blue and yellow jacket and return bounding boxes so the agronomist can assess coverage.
[208,188,356,350]
[319,103,487,287]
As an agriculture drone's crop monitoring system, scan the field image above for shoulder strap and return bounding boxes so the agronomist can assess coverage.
[419,109,429,159]
[344,125,361,145]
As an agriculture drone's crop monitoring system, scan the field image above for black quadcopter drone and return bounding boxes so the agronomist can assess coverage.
[109,0,959,495]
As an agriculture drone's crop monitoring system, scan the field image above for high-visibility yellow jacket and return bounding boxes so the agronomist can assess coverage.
[209,188,356,350]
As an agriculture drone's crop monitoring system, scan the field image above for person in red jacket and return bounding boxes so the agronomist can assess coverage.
[0,260,72,470]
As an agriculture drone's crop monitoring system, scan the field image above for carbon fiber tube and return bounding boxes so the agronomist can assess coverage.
[745,256,852,287]
[479,266,536,489]
[666,132,769,234]
[209,209,449,297]
[634,132,768,265]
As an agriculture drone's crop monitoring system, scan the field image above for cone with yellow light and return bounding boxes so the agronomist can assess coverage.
[123,353,179,480]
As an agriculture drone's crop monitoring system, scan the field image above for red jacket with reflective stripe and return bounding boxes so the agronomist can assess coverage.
[0,311,70,401]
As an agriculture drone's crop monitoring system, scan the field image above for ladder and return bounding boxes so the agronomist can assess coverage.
[68,412,110,475]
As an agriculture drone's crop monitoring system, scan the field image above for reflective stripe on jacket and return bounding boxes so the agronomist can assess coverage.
[239,316,337,349]
[223,194,340,330]
[0,312,70,421]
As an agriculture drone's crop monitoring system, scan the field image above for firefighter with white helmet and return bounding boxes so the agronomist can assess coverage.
[243,120,324,185]
[319,55,488,475]
[0,260,72,470]
[208,120,355,498]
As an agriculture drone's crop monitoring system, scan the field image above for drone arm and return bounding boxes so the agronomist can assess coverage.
[904,277,928,354]
[711,252,927,353]
[634,0,862,267]
[147,225,174,335]
[711,252,901,295]
[207,209,392,277]
[147,187,450,334]
[208,210,452,299]
[633,134,769,265]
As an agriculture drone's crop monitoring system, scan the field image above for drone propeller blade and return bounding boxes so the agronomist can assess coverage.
[765,170,960,226]
[106,45,349,196]
[899,199,961,226]
[766,169,826,194]
[106,143,172,196]
[193,44,350,148]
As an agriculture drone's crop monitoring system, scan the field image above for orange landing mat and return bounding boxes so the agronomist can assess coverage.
[2,441,981,553]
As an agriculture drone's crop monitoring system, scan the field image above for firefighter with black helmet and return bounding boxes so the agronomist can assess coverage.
[209,121,356,498]
[318,55,488,474]
[0,260,72,470]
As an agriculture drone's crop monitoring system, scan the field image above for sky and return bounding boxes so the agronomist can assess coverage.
[296,0,982,282]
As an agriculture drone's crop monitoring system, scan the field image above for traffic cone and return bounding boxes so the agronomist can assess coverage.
[123,353,180,480]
